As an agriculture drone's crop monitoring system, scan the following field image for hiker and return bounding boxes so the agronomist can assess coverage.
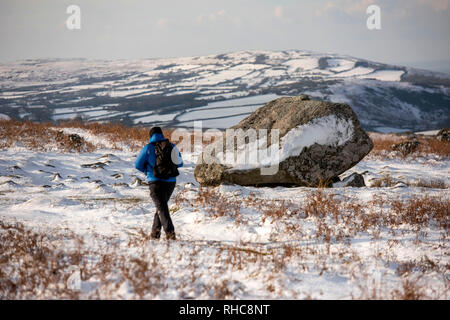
[135,127,183,240]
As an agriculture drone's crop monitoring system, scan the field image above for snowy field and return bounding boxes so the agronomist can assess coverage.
[0,127,449,299]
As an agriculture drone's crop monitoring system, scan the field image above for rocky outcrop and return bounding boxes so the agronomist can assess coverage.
[391,140,420,157]
[333,172,366,188]
[436,128,450,142]
[194,95,373,186]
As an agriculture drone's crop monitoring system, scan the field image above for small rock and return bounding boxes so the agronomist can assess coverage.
[298,94,310,101]
[184,183,195,189]
[81,162,107,169]
[99,154,120,161]
[436,128,450,142]
[7,174,22,179]
[131,177,142,187]
[66,268,81,291]
[333,172,366,188]
[392,182,408,189]
[69,134,84,149]
[55,131,86,151]
[113,183,129,187]
[391,140,420,157]
[0,180,21,188]
[8,165,22,172]
[52,173,62,182]
[131,177,148,187]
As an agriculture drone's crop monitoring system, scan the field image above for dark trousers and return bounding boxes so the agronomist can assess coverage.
[149,181,176,237]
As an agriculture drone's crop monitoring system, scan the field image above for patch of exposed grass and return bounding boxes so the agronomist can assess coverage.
[408,179,448,189]
[0,119,95,152]
[0,119,215,153]
[175,186,449,243]
[368,132,450,159]
[370,174,399,187]
[0,218,447,299]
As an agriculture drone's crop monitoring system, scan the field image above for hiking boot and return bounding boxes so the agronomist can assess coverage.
[150,231,161,240]
[166,231,176,240]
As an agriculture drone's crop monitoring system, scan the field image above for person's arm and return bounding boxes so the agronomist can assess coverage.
[135,145,149,174]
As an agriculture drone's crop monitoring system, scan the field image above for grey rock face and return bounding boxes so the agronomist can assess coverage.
[194,95,373,186]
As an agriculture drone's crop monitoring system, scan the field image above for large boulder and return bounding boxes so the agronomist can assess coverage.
[194,95,373,186]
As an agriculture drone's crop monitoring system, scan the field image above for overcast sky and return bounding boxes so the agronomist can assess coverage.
[1,0,449,69]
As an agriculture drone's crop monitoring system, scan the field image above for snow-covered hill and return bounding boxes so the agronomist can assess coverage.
[1,50,449,132]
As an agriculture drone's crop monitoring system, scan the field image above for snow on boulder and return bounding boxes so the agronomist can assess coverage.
[194,95,373,186]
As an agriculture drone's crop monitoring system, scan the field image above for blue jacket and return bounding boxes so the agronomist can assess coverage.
[135,133,183,183]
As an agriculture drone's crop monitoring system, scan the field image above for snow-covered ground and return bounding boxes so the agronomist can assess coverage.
[0,128,448,299]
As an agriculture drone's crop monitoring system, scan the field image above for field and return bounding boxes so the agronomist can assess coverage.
[0,120,448,299]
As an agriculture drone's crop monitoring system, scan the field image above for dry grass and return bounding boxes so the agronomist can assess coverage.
[0,119,218,153]
[370,174,398,188]
[369,133,404,155]
[0,119,96,152]
[1,120,448,299]
[0,219,270,300]
[0,221,82,299]
[176,187,241,221]
[370,173,448,189]
[1,213,447,299]
[57,119,175,151]
[369,133,450,159]
[409,179,448,189]
[0,119,176,152]
[390,194,449,230]
[2,119,448,159]
[390,279,427,300]
[175,187,449,244]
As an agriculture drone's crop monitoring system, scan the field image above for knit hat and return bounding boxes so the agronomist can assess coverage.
[149,126,163,138]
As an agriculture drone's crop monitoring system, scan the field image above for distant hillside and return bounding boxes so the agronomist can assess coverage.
[0,50,449,132]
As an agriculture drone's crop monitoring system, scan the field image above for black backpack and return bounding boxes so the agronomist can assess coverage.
[152,139,180,179]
